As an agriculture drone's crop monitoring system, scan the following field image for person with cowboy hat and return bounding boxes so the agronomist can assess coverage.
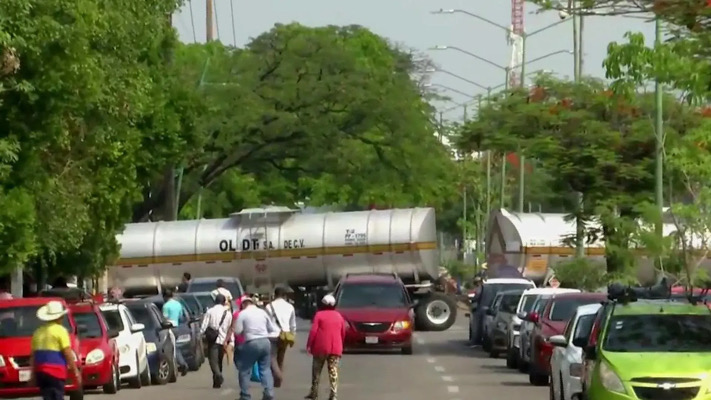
[29,300,80,400]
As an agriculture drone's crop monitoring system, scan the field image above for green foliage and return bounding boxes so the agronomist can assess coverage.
[443,259,477,281]
[552,259,608,292]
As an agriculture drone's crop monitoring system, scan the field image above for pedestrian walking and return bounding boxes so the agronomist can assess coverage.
[162,289,188,375]
[305,294,345,400]
[224,295,247,370]
[211,279,233,306]
[234,295,277,400]
[177,272,191,293]
[200,294,232,388]
[29,301,81,400]
[266,287,296,387]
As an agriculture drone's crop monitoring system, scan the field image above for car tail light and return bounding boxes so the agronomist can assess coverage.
[392,320,412,331]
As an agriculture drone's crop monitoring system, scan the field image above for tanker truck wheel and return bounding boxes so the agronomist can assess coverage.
[414,293,457,331]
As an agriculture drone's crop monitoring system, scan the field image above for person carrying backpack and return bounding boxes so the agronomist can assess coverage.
[200,294,232,388]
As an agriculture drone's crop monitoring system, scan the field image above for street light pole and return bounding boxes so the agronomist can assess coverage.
[654,16,664,236]
[518,34,527,213]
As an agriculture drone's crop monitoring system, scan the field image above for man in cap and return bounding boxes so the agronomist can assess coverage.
[29,300,80,400]
[200,294,232,388]
[234,295,277,400]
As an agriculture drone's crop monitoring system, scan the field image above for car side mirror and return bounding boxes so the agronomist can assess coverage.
[517,311,528,320]
[549,334,567,347]
[528,312,539,323]
[107,329,119,338]
[572,337,588,348]
[130,323,145,333]
[160,320,173,330]
[583,345,597,360]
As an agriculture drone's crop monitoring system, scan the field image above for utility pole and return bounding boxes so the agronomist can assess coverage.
[500,72,510,210]
[518,34,527,213]
[572,1,585,258]
[654,16,664,237]
[206,0,214,41]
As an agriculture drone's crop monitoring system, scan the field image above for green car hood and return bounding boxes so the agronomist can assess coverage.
[604,352,711,380]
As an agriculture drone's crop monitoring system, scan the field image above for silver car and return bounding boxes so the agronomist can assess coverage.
[489,290,524,358]
[483,292,506,351]
[518,295,552,372]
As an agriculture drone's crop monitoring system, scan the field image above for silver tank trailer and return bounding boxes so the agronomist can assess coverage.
[107,207,457,331]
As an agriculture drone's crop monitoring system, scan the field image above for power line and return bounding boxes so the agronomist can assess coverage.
[188,0,197,42]
[229,0,237,46]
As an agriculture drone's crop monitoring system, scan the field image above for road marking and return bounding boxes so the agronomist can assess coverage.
[415,336,425,345]
[434,365,445,372]
[220,389,234,396]
[426,357,436,363]
[447,386,460,394]
[442,375,454,382]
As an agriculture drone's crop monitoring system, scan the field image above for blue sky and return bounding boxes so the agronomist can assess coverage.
[172,0,655,120]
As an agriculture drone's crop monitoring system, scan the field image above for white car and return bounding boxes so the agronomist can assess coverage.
[100,303,151,388]
[549,303,601,400]
[515,287,580,371]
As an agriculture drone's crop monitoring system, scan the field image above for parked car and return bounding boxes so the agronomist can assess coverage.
[489,289,524,358]
[185,277,244,300]
[482,292,506,351]
[527,292,606,386]
[582,287,711,400]
[99,302,151,388]
[144,295,203,370]
[68,301,120,394]
[190,292,214,313]
[549,303,601,400]
[518,288,581,372]
[468,278,535,346]
[507,288,580,369]
[0,298,83,400]
[175,293,205,319]
[123,301,177,384]
[334,273,416,354]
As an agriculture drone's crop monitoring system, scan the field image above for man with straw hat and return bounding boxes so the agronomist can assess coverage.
[29,300,80,400]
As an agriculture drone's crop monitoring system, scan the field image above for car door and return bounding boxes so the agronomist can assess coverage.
[150,306,173,358]
[552,311,576,399]
[122,307,146,357]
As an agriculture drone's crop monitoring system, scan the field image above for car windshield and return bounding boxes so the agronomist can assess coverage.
[101,310,124,331]
[0,305,72,338]
[549,298,601,321]
[178,296,202,315]
[73,311,103,339]
[127,306,155,329]
[480,284,532,307]
[520,295,539,313]
[188,281,242,297]
[337,283,408,308]
[604,314,711,352]
[574,314,596,340]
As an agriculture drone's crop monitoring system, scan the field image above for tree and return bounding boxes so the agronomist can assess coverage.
[138,24,457,221]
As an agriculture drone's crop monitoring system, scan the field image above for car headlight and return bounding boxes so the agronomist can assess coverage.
[119,345,130,354]
[176,334,191,344]
[569,362,583,378]
[85,349,105,365]
[0,355,6,367]
[146,343,157,353]
[392,320,412,331]
[599,360,625,394]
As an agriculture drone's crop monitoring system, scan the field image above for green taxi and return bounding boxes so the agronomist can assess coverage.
[584,298,711,400]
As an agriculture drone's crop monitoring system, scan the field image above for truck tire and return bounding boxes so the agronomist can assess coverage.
[414,293,457,331]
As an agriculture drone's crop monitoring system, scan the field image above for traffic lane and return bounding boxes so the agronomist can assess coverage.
[414,316,548,399]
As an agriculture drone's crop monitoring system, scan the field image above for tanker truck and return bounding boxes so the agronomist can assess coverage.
[105,206,458,331]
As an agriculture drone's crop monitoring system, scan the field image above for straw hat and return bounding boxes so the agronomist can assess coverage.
[37,300,67,322]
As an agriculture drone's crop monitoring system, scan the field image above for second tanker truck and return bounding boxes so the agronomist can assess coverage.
[106,206,458,331]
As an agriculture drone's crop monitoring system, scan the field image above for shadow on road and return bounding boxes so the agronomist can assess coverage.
[499,381,532,387]
[421,339,489,358]
[479,364,519,374]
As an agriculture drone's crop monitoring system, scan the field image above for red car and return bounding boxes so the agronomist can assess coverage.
[333,273,415,354]
[0,298,83,400]
[527,292,606,386]
[67,301,120,393]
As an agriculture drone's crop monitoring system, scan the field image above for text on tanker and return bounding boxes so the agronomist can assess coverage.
[218,238,306,252]
[344,229,366,246]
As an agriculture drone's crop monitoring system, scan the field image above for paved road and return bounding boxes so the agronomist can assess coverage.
[84,316,546,400]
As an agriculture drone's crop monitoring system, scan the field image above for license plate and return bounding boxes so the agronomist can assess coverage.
[18,370,30,382]
[365,336,379,344]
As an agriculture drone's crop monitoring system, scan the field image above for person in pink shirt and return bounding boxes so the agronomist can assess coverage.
[305,294,345,400]
[225,295,247,366]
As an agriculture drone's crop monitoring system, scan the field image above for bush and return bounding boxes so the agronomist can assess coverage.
[552,259,608,291]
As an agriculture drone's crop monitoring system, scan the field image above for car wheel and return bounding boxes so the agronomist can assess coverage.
[140,359,151,386]
[529,370,549,386]
[482,336,492,352]
[401,345,413,355]
[489,348,499,358]
[129,354,142,389]
[69,389,84,400]
[168,356,178,383]
[506,348,518,369]
[187,347,200,371]
[102,364,119,394]
[153,356,170,385]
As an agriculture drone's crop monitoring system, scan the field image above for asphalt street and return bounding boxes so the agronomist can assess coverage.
[84,316,546,400]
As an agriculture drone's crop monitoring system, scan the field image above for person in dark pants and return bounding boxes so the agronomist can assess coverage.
[29,300,81,400]
[200,294,232,388]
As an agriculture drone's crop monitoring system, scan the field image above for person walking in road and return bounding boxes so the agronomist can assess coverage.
[162,289,188,375]
[305,295,345,400]
[267,287,296,386]
[211,279,233,306]
[201,294,232,388]
[29,300,81,400]
[234,295,277,400]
